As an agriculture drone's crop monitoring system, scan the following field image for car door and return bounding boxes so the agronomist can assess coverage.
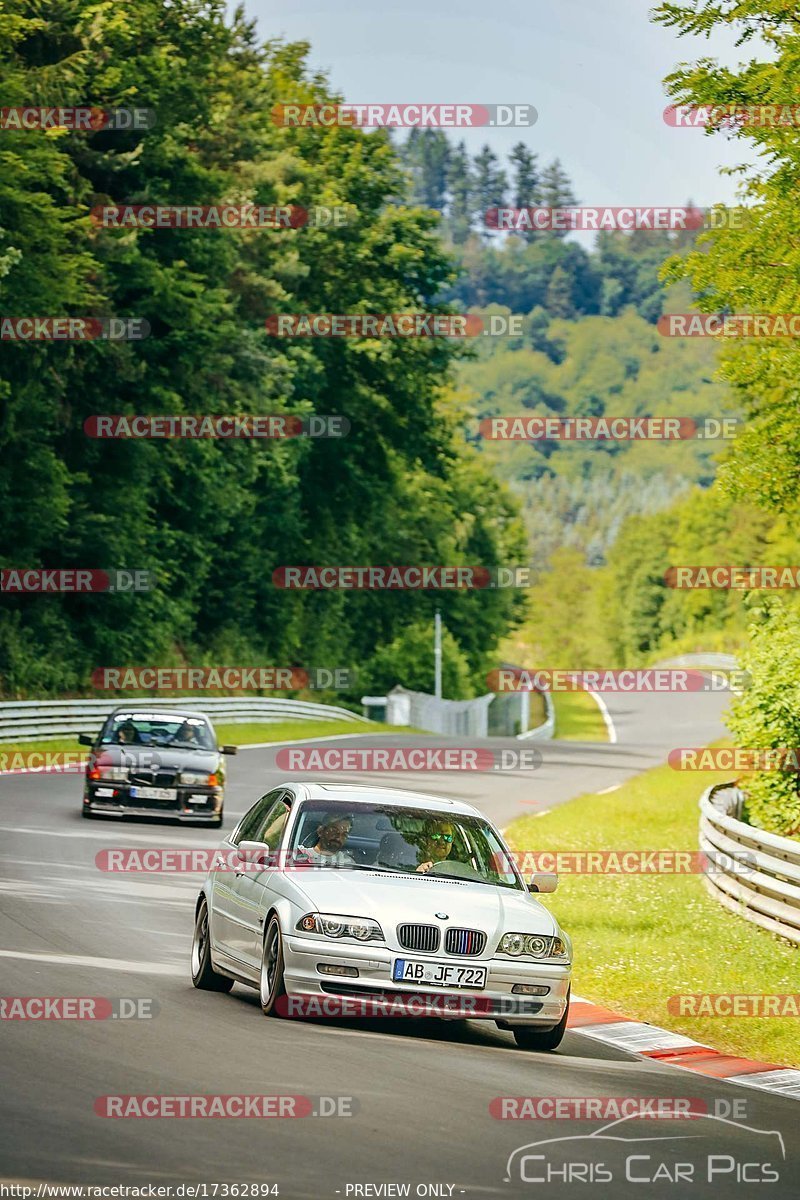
[209,789,285,969]
[236,791,294,969]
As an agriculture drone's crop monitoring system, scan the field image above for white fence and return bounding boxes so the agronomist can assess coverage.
[517,689,555,741]
[385,687,495,738]
[700,782,800,944]
[0,697,370,743]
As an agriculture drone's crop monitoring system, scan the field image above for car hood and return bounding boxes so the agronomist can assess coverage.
[95,745,220,772]
[288,869,559,940]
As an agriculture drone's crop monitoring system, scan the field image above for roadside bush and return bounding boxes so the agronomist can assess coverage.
[727,599,800,837]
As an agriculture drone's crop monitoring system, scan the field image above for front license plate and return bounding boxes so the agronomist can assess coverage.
[392,959,487,989]
[129,786,177,801]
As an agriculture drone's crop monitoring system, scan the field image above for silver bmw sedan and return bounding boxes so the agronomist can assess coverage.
[191,781,572,1050]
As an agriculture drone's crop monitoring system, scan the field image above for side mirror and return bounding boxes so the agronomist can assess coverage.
[529,871,558,894]
[78,733,94,747]
[221,745,238,755]
[237,840,273,866]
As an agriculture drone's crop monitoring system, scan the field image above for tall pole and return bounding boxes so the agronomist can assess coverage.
[434,608,442,699]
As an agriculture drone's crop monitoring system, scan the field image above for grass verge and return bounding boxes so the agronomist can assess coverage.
[0,719,415,766]
[504,760,799,1067]
[552,690,608,741]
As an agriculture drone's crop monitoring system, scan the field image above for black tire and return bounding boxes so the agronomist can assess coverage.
[512,990,570,1051]
[81,806,95,819]
[259,915,288,1016]
[191,898,234,992]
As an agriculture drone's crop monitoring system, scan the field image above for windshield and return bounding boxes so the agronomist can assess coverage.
[101,713,216,751]
[288,800,523,890]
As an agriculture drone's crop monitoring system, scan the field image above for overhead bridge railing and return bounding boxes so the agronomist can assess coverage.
[0,697,370,743]
[699,782,800,945]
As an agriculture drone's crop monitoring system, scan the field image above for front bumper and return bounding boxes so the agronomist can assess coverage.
[83,781,223,821]
[283,933,571,1025]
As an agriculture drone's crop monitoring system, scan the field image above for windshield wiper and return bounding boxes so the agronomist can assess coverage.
[346,863,405,873]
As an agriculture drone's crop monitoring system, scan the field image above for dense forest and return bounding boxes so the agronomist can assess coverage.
[0,1,531,699]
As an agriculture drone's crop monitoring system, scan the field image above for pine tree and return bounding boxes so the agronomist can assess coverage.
[540,159,578,238]
[472,144,508,238]
[545,264,575,317]
[446,140,473,244]
[508,142,540,240]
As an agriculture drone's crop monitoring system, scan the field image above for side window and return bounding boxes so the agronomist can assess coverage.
[233,789,285,845]
[256,798,291,849]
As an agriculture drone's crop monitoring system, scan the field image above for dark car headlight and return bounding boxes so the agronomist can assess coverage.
[179,770,219,786]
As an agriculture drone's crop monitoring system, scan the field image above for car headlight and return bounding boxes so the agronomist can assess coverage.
[179,771,217,786]
[90,766,129,782]
[297,913,384,943]
[498,933,570,962]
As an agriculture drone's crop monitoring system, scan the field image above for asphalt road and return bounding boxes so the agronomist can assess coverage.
[2,685,798,1198]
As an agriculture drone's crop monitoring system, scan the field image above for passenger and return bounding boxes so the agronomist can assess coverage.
[116,719,139,745]
[297,813,355,867]
[415,819,455,874]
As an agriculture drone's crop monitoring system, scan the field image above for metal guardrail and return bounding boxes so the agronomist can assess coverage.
[700,782,800,944]
[655,653,739,669]
[0,696,371,743]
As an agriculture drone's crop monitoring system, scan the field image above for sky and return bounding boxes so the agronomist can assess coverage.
[247,0,756,210]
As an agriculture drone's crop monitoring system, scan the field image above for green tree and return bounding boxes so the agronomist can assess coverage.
[472,144,507,236]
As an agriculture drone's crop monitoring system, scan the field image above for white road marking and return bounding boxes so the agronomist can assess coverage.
[730,1070,800,1097]
[596,783,621,795]
[238,731,376,749]
[578,1020,705,1053]
[585,690,617,743]
[0,948,184,975]
[0,825,215,845]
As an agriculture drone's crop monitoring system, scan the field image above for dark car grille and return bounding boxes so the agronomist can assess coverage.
[444,928,486,956]
[130,771,178,788]
[397,924,440,953]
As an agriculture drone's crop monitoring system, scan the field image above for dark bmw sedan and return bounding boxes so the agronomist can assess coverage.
[79,707,237,826]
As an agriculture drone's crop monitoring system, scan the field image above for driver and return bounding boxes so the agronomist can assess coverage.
[173,720,200,746]
[297,812,355,867]
[415,819,455,874]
